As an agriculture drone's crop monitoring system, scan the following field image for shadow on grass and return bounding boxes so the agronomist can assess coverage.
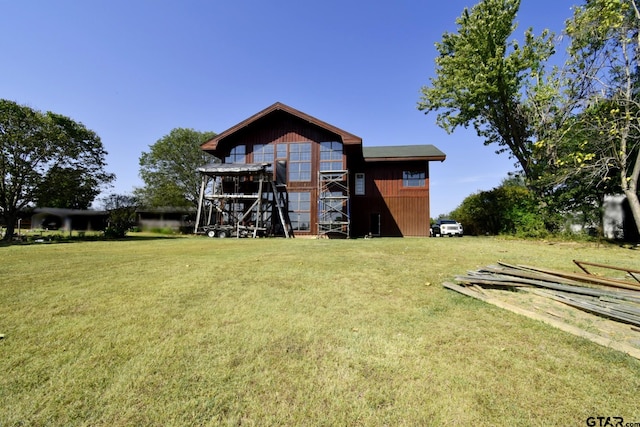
[0,233,187,247]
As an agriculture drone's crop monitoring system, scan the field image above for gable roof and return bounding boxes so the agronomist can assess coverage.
[363,145,446,162]
[201,102,362,152]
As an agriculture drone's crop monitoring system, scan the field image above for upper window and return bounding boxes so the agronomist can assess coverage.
[276,144,287,159]
[225,145,246,164]
[289,142,312,181]
[253,144,274,163]
[403,171,425,187]
[319,141,343,171]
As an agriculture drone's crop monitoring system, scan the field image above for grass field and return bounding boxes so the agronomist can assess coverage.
[1,235,639,426]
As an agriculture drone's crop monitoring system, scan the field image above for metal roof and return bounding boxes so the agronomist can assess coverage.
[362,145,446,162]
[33,208,108,216]
[197,162,271,176]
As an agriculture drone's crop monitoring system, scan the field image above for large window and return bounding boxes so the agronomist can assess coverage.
[403,171,425,187]
[289,192,311,231]
[289,142,312,181]
[320,141,343,171]
[319,196,345,222]
[225,145,246,164]
[253,144,274,163]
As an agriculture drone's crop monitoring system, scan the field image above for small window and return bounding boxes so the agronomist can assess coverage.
[276,144,287,159]
[225,145,246,164]
[355,173,365,195]
[253,144,274,163]
[403,171,425,187]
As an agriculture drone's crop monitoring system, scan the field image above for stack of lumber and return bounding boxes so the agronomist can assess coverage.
[444,262,640,328]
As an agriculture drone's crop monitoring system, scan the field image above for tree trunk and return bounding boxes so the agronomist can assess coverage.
[623,189,640,242]
[1,212,17,243]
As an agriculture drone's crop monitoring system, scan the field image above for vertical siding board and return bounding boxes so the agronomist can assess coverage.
[354,161,430,237]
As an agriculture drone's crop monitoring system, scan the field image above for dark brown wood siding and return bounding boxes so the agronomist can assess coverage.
[212,112,347,235]
[350,161,431,237]
[205,106,435,238]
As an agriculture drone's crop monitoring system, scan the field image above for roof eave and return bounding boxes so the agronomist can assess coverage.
[364,155,446,162]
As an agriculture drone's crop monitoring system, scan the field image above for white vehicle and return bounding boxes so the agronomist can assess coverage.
[431,219,463,237]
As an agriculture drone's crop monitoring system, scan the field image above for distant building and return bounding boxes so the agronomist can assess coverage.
[31,208,108,232]
[199,102,446,237]
[603,195,640,242]
[29,207,195,234]
[136,207,195,232]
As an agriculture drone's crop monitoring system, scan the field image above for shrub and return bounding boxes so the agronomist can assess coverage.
[451,183,546,236]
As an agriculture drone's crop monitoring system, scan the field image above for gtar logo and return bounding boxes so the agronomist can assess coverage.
[586,417,623,427]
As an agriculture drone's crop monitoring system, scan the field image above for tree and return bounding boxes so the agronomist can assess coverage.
[559,0,640,238]
[418,0,555,183]
[0,99,114,242]
[136,128,217,208]
[34,166,101,209]
[450,178,546,236]
[102,193,138,238]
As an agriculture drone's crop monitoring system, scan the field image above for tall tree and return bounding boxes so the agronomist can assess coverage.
[136,128,217,208]
[560,0,640,237]
[418,0,555,183]
[34,166,101,209]
[0,99,113,242]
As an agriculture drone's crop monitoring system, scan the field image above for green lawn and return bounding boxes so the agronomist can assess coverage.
[1,236,639,426]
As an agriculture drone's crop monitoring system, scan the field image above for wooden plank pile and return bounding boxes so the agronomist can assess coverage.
[444,261,640,329]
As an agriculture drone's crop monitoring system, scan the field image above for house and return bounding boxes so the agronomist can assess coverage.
[136,207,195,233]
[199,102,445,237]
[603,194,640,242]
[31,208,108,232]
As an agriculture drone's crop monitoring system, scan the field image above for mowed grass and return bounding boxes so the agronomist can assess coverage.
[1,236,639,426]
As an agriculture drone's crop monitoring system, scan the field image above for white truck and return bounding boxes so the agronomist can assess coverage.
[431,219,464,237]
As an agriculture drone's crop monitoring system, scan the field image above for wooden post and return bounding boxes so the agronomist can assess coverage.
[194,175,207,234]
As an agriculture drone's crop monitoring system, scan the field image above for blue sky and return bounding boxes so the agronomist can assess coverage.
[0,0,574,216]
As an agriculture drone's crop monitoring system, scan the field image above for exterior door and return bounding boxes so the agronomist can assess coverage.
[370,213,380,236]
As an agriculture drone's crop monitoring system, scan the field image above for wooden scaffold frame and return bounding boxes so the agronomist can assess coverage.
[317,169,350,238]
[194,162,293,238]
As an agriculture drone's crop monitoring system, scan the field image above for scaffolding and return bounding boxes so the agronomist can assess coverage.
[194,162,293,238]
[317,170,350,238]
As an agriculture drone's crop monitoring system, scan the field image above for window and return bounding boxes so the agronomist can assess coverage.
[276,144,287,159]
[289,142,312,181]
[225,145,246,164]
[289,192,311,231]
[403,171,425,187]
[355,173,365,195]
[319,141,343,171]
[253,144,274,163]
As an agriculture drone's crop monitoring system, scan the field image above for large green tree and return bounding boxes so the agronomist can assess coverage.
[559,0,640,237]
[34,166,101,209]
[136,128,217,208]
[418,0,555,183]
[0,99,114,242]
